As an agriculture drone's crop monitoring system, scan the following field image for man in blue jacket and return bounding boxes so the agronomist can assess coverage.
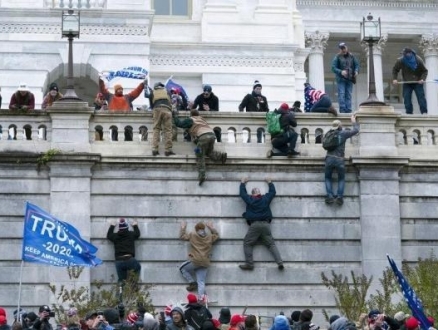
[239,177,284,270]
[331,42,359,113]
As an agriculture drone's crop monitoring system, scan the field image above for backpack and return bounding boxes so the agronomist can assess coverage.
[266,111,282,135]
[322,129,341,151]
[186,308,209,330]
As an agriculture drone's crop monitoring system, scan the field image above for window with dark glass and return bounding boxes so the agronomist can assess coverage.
[153,0,189,16]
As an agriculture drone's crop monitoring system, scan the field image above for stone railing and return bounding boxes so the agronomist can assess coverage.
[44,0,106,9]
[1,104,438,160]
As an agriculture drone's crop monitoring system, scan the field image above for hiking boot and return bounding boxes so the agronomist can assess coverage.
[239,263,254,270]
[278,263,285,270]
[186,282,198,292]
[199,176,206,186]
[287,150,301,158]
[152,150,159,156]
[221,153,227,164]
[328,106,338,116]
[335,197,344,205]
[165,151,176,156]
[325,197,335,204]
[266,150,273,158]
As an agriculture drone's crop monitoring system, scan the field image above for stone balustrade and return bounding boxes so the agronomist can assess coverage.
[0,105,437,160]
[43,0,106,9]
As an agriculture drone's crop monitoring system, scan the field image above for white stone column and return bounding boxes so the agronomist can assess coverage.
[305,31,329,91]
[361,34,387,103]
[420,34,438,115]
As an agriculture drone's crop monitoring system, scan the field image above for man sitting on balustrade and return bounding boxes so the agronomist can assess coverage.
[266,103,300,158]
[98,75,146,111]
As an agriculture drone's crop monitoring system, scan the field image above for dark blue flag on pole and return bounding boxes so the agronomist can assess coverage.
[165,77,190,102]
[22,202,102,267]
[387,254,430,330]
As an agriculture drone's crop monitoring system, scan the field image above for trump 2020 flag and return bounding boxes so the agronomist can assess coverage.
[387,254,430,330]
[22,202,102,267]
[165,77,190,102]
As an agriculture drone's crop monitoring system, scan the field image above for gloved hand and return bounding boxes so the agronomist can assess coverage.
[143,78,148,86]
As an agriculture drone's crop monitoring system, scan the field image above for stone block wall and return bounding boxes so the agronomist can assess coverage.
[0,104,437,328]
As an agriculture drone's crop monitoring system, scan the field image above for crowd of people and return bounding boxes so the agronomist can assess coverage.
[1,302,435,330]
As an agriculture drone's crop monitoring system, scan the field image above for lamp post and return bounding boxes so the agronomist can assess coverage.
[360,13,386,106]
[60,10,82,101]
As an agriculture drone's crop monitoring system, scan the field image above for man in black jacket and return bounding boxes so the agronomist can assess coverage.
[238,80,269,143]
[107,218,141,283]
[238,177,283,270]
[32,306,54,330]
[267,103,300,158]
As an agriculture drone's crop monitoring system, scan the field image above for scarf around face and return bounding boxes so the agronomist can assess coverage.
[402,52,418,71]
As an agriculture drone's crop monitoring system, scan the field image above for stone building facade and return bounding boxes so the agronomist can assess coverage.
[1,0,438,327]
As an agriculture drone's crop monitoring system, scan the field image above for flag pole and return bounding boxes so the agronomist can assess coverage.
[396,80,436,84]
[17,260,24,323]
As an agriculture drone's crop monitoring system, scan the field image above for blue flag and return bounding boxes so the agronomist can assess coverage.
[165,78,190,102]
[387,254,430,330]
[103,66,148,82]
[22,202,102,267]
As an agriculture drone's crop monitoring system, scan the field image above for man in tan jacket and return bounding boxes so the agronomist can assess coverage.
[179,221,219,302]
[173,109,227,186]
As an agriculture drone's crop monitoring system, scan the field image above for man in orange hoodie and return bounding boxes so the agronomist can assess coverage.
[99,77,146,111]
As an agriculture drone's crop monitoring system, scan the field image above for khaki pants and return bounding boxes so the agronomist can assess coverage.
[196,133,224,179]
[152,107,173,152]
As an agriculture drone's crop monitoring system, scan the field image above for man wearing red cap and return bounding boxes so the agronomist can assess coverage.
[184,293,212,330]
[266,103,300,158]
[106,218,141,284]
[405,317,419,330]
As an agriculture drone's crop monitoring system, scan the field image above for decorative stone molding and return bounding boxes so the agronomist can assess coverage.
[293,62,305,72]
[150,55,293,68]
[420,33,438,56]
[297,0,438,9]
[304,30,329,53]
[44,0,106,9]
[0,23,148,36]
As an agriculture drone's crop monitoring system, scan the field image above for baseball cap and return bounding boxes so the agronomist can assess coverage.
[338,42,347,49]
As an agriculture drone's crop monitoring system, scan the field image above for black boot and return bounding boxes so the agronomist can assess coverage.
[186,282,198,292]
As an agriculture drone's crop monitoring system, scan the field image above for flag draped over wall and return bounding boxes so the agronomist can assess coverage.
[22,202,102,267]
[387,254,430,330]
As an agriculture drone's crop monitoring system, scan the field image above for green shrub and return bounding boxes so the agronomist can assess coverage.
[49,267,154,324]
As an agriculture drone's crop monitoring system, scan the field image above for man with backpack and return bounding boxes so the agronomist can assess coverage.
[323,113,359,206]
[266,103,300,158]
[184,293,212,330]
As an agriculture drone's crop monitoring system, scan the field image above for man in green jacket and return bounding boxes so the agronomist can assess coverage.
[173,109,227,185]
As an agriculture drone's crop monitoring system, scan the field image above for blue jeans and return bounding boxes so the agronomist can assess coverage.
[179,260,208,296]
[324,156,345,198]
[337,79,353,113]
[403,83,428,114]
[311,95,332,113]
[115,257,141,282]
